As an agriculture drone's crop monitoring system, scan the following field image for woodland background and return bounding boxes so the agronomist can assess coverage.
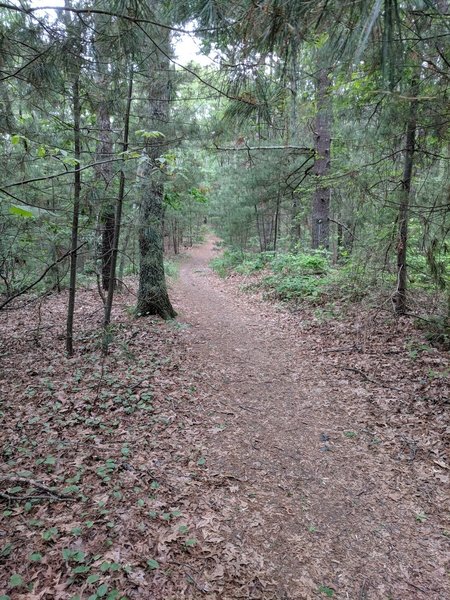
[0,1,449,599]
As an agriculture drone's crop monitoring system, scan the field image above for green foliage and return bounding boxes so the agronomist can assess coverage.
[262,273,325,301]
[9,574,24,588]
[164,259,179,280]
[212,249,331,302]
[210,249,247,277]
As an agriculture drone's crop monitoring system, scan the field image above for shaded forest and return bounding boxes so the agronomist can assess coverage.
[0,1,449,599]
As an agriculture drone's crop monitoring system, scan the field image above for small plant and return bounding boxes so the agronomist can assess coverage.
[415,511,428,523]
[42,527,59,542]
[318,585,334,597]
[9,574,24,589]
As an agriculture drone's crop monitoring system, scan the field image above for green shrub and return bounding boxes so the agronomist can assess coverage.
[271,251,329,276]
[164,259,179,279]
[234,251,275,274]
[262,274,325,301]
[210,249,247,277]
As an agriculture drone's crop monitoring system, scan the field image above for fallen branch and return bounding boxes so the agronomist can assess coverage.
[0,476,75,501]
[0,492,74,502]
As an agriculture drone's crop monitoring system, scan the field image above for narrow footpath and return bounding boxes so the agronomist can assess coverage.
[171,237,448,600]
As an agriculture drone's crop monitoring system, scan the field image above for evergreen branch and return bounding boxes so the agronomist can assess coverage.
[0,3,233,34]
[134,23,259,107]
[2,157,138,190]
[0,44,54,82]
[210,145,314,152]
[0,242,87,311]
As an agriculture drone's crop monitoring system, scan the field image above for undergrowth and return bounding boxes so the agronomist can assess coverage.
[211,247,450,345]
[211,249,335,303]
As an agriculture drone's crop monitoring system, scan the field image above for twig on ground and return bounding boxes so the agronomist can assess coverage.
[322,346,362,353]
[0,492,75,502]
[402,580,434,595]
[0,476,75,500]
[341,367,402,392]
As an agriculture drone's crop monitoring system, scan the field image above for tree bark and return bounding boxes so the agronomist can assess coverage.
[97,99,114,291]
[93,21,115,291]
[66,76,81,356]
[136,156,176,319]
[394,81,418,315]
[311,68,332,249]
[102,69,133,351]
[136,35,176,319]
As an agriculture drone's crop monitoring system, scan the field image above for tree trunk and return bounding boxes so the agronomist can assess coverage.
[66,76,81,356]
[91,13,116,291]
[311,68,332,249]
[136,36,176,319]
[394,82,418,315]
[136,155,176,318]
[102,69,133,352]
[98,101,114,291]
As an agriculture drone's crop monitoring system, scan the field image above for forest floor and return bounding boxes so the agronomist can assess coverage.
[0,236,449,600]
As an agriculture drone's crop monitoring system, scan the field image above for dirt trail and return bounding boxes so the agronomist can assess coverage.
[171,237,448,600]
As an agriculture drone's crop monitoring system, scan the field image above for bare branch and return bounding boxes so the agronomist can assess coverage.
[0,242,87,311]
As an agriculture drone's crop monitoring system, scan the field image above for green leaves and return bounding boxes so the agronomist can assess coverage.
[42,526,59,542]
[0,543,13,558]
[415,511,428,523]
[9,574,24,588]
[29,552,43,562]
[135,130,165,139]
[11,134,26,145]
[147,558,159,570]
[100,561,120,572]
[72,565,90,574]
[8,204,55,219]
[9,204,34,218]
[62,548,86,562]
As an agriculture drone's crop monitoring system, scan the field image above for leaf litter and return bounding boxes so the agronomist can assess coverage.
[0,236,449,599]
[0,285,278,599]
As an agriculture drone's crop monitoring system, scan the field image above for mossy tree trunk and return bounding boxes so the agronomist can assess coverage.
[136,31,176,320]
[136,157,176,319]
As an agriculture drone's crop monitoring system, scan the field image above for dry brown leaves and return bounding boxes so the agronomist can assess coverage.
[1,246,449,600]
[0,284,278,599]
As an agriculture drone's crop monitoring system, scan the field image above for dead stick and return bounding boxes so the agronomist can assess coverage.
[0,476,73,499]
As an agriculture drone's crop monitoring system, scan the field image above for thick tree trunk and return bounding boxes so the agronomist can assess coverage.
[311,68,332,249]
[136,156,176,318]
[394,83,418,315]
[136,37,176,319]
